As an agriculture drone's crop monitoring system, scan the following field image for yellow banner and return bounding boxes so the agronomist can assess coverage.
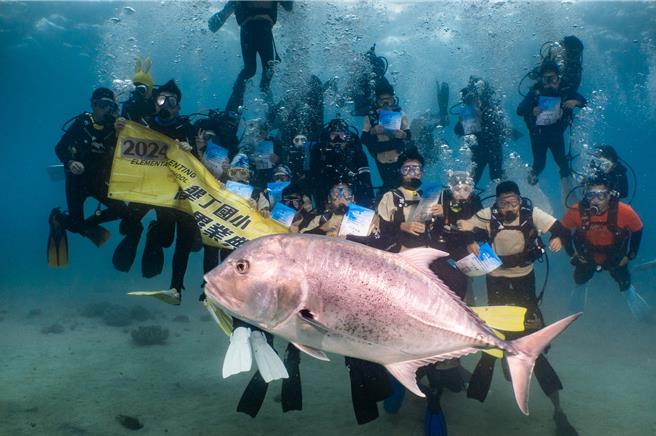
[108,121,288,249]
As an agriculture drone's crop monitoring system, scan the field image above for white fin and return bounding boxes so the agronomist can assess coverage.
[292,342,330,361]
[250,331,289,383]
[222,327,252,378]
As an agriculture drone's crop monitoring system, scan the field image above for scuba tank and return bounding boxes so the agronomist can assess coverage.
[351,44,389,116]
[518,35,583,97]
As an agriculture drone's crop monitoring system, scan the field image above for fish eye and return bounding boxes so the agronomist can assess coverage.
[235,260,249,274]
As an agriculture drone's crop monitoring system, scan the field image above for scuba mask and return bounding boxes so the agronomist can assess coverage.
[448,170,474,201]
[451,183,473,201]
[293,135,307,148]
[134,84,149,97]
[330,186,353,202]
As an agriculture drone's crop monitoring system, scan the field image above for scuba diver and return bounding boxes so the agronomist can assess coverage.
[268,74,327,146]
[584,145,630,199]
[194,109,241,182]
[561,176,649,321]
[361,80,412,194]
[278,132,312,196]
[239,118,282,190]
[517,58,586,188]
[348,44,390,117]
[48,87,130,267]
[519,35,584,97]
[375,149,469,435]
[309,117,374,209]
[454,77,507,185]
[409,80,450,160]
[121,57,156,123]
[208,1,294,113]
[457,181,578,435]
[429,170,485,302]
[113,80,201,304]
[300,183,391,425]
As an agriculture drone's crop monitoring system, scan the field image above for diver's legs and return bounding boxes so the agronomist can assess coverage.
[226,22,259,113]
[549,134,571,178]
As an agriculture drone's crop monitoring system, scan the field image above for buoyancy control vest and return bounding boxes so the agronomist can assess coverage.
[489,197,545,268]
[574,198,629,260]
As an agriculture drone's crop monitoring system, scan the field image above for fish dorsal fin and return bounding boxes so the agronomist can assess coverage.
[385,347,480,397]
[292,342,330,361]
[398,247,449,276]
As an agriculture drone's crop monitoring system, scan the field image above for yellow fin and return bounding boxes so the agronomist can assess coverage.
[472,305,527,332]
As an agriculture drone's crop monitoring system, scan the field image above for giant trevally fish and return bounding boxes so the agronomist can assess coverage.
[204,234,580,414]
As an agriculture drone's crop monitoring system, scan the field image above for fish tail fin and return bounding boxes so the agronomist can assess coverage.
[506,313,581,415]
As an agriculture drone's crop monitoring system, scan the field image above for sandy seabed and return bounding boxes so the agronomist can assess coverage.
[1,276,655,436]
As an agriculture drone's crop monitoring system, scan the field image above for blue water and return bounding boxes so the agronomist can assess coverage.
[1,2,655,435]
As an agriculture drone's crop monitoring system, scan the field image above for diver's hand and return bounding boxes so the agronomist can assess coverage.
[467,242,481,257]
[68,160,85,175]
[371,124,386,135]
[302,195,313,213]
[549,237,562,252]
[400,222,425,236]
[619,256,629,267]
[177,140,193,152]
[393,129,407,139]
[563,99,580,109]
[196,128,208,152]
[457,219,473,232]
[114,117,127,131]
[247,198,257,209]
[430,204,444,217]
[533,106,542,116]
[259,209,271,219]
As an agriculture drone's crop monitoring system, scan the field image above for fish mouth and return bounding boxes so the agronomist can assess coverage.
[203,280,240,313]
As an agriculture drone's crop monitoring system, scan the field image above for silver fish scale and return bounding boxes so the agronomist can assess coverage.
[291,236,505,360]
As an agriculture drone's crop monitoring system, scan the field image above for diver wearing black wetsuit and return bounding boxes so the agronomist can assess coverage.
[310,119,374,209]
[53,88,131,242]
[517,61,586,185]
[454,77,506,184]
[208,1,293,112]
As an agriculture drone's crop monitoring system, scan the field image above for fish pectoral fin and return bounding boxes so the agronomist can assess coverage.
[472,306,527,332]
[384,361,426,398]
[291,342,330,361]
[386,348,482,397]
[297,309,331,333]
